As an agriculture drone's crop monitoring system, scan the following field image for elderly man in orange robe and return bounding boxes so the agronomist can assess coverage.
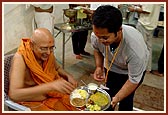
[8,28,77,111]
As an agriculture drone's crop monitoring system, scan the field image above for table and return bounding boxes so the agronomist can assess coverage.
[54,23,92,69]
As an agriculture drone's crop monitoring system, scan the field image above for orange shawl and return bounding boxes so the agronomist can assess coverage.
[17,38,76,111]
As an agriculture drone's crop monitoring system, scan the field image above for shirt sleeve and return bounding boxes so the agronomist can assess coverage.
[127,51,148,84]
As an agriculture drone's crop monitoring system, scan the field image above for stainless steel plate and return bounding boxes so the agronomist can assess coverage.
[70,86,111,111]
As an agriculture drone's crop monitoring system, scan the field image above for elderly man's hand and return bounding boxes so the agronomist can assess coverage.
[67,75,78,87]
[50,78,76,94]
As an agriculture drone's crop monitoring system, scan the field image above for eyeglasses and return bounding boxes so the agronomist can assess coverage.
[33,42,56,52]
[39,46,56,52]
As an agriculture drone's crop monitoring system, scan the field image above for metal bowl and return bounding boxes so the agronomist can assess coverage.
[63,9,77,18]
[70,86,89,108]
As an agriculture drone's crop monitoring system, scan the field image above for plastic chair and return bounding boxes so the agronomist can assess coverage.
[4,54,31,111]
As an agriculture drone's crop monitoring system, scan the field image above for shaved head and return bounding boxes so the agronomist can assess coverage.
[30,28,55,61]
[31,28,54,44]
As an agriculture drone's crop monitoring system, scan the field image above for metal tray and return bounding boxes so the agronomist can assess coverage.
[70,86,111,111]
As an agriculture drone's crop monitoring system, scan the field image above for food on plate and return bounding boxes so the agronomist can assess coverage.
[71,89,88,99]
[88,92,109,107]
[88,83,98,91]
[86,103,101,111]
[70,86,110,111]
[70,89,89,107]
[71,98,86,107]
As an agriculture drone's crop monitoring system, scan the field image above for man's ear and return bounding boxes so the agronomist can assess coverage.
[119,27,122,31]
[117,27,122,34]
[115,27,122,38]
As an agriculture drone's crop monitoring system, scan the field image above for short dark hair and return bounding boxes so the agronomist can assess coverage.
[92,5,123,35]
